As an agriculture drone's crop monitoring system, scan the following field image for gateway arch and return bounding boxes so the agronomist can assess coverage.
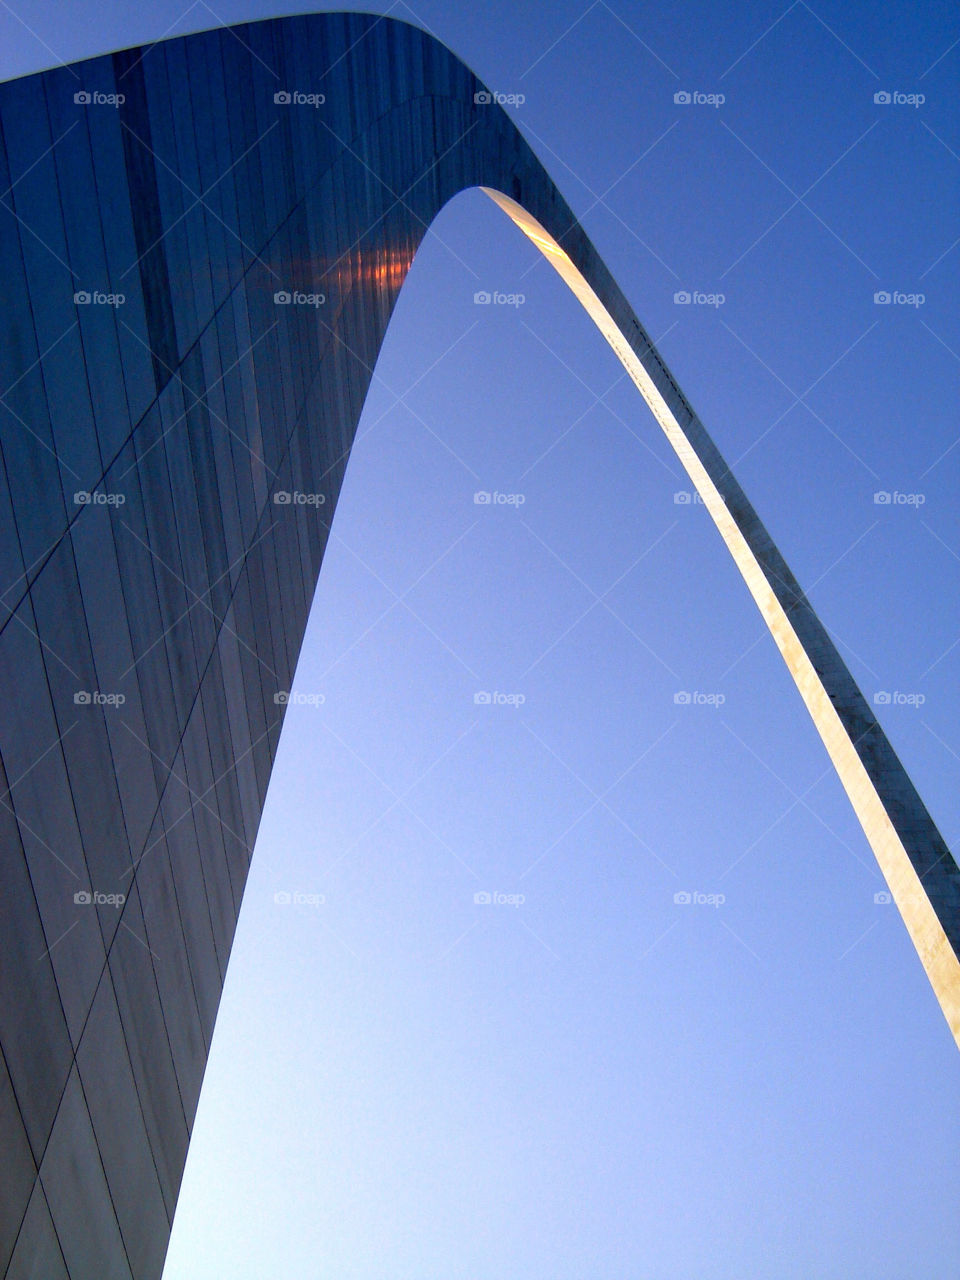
[0,11,956,1277]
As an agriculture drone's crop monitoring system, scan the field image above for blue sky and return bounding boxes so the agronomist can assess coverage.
[4,1,959,1275]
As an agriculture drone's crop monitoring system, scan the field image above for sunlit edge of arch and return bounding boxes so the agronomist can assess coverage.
[480,185,960,1050]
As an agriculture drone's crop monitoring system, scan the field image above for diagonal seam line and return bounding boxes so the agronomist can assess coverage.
[117,518,281,682]
[118,720,251,852]
[118,519,280,679]
[0,720,78,807]
[36,920,79,964]
[0,86,489,632]
[2,795,83,881]
[124,712,281,879]
[115,316,280,476]
[2,598,83,680]
[117,118,281,281]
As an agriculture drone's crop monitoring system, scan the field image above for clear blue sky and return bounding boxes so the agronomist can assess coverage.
[4,2,959,1276]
